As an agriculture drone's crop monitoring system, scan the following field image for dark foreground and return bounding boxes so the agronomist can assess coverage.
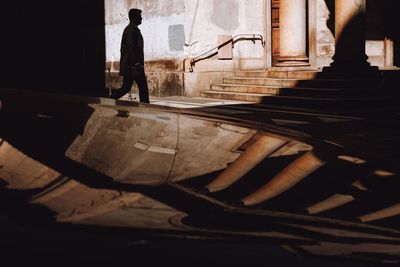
[1,89,400,266]
[0,212,383,267]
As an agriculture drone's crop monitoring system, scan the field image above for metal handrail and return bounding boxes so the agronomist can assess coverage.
[188,34,265,72]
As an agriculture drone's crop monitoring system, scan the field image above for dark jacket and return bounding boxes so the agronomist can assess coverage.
[119,23,144,76]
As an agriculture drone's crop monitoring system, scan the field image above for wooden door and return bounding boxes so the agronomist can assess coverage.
[271,0,280,65]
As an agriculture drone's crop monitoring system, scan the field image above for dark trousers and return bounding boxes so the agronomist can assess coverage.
[112,70,149,103]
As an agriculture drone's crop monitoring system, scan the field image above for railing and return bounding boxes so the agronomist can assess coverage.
[188,34,265,72]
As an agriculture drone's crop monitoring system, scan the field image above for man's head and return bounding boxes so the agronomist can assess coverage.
[129,8,142,26]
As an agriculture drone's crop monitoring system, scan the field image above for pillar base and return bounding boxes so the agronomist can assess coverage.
[321,52,381,78]
[275,56,310,67]
[321,64,380,79]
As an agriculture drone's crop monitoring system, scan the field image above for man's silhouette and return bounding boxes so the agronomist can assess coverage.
[111,8,150,103]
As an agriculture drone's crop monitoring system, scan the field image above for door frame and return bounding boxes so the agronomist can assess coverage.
[264,0,318,69]
[308,0,317,67]
[264,0,272,68]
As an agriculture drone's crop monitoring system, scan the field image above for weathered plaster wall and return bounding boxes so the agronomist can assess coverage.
[316,0,335,67]
[183,0,266,96]
[185,0,265,70]
[106,0,265,64]
[105,0,185,96]
[105,0,185,62]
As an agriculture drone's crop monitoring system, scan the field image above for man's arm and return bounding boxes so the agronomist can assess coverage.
[127,27,144,66]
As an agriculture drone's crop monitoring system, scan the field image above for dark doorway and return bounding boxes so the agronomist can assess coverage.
[0,0,106,97]
[271,0,280,65]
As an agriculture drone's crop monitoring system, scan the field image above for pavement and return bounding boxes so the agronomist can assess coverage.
[120,94,251,108]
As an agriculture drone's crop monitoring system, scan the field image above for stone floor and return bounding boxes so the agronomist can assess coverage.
[120,93,250,108]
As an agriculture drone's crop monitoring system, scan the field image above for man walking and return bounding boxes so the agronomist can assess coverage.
[111,8,149,103]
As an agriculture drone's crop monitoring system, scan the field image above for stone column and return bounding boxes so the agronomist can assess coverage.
[276,0,309,67]
[384,38,394,68]
[325,0,379,76]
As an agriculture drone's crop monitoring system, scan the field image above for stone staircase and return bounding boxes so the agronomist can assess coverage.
[201,69,391,111]
[202,70,317,102]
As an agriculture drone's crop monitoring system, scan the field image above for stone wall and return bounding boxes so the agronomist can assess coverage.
[316,0,335,67]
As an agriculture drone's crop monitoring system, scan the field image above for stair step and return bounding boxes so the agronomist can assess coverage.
[235,70,321,79]
[278,87,378,98]
[223,77,381,89]
[201,90,269,102]
[202,89,394,109]
[224,77,301,87]
[211,83,280,95]
[211,83,378,98]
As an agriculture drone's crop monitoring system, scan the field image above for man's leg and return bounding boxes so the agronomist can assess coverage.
[110,75,133,99]
[135,71,150,103]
